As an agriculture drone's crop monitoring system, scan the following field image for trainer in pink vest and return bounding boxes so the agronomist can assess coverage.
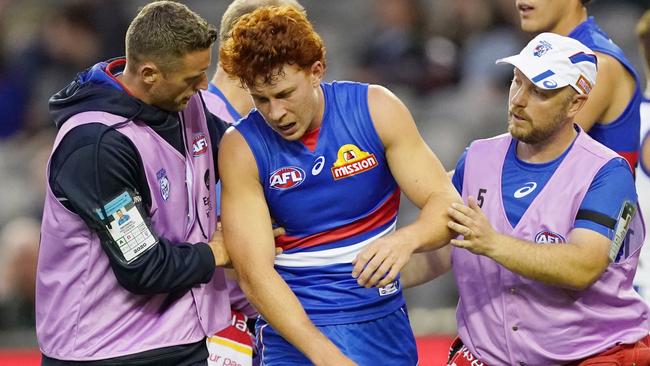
[453,129,649,365]
[37,94,231,361]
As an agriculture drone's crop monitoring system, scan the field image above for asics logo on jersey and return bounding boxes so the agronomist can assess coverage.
[269,166,305,190]
[513,182,537,198]
[312,156,325,176]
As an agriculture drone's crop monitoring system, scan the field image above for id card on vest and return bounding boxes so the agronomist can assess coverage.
[610,201,637,262]
[207,310,253,366]
[95,190,157,263]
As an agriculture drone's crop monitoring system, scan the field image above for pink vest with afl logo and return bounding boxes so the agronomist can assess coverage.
[453,130,649,365]
[37,94,230,361]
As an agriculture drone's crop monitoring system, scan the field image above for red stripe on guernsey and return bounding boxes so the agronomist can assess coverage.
[276,188,400,251]
[618,151,638,174]
[300,126,321,152]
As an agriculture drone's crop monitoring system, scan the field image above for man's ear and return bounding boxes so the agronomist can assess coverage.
[140,61,160,85]
[567,92,588,119]
[310,61,324,87]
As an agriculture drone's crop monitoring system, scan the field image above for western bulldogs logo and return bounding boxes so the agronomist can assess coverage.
[269,166,305,190]
[192,133,208,157]
[156,169,170,201]
[535,230,566,243]
[533,40,552,57]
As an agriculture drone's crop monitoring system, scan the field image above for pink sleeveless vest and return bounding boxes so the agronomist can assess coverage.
[37,94,230,360]
[453,130,649,365]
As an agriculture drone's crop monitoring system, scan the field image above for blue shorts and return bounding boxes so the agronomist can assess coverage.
[255,307,418,365]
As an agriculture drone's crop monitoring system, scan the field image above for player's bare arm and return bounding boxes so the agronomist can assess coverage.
[399,245,452,289]
[448,196,610,290]
[219,128,356,366]
[352,85,461,288]
[574,52,636,131]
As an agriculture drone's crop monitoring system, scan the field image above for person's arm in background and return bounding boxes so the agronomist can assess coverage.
[353,85,461,288]
[399,246,452,289]
[50,125,225,295]
[574,52,636,130]
[219,129,356,366]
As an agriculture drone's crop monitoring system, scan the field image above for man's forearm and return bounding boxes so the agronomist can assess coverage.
[400,245,451,289]
[404,191,459,253]
[236,265,345,364]
[489,234,609,290]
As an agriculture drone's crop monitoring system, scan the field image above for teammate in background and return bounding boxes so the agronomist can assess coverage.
[407,33,650,365]
[203,1,305,365]
[516,0,642,171]
[37,2,233,364]
[634,10,650,303]
[204,0,305,123]
[218,6,459,365]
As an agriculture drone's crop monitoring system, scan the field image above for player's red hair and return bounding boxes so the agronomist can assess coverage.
[219,5,326,88]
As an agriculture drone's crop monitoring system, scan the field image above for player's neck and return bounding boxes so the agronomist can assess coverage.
[549,7,588,35]
[516,123,577,163]
[211,65,255,116]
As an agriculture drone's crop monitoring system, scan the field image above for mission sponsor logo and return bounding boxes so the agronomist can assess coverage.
[534,230,566,244]
[331,144,378,180]
[269,166,305,190]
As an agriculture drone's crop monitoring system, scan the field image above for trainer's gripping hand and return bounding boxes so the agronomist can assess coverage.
[209,223,286,267]
[448,196,498,256]
[352,234,415,288]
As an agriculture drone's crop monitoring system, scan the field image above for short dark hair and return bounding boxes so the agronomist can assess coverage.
[126,1,217,73]
[219,0,305,44]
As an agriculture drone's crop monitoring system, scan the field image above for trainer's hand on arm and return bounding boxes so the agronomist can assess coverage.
[449,197,610,290]
[447,196,499,256]
[352,85,461,288]
[208,223,231,267]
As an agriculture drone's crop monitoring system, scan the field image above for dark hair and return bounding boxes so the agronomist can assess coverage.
[219,5,325,88]
[125,1,217,73]
[219,0,305,44]
[581,0,591,4]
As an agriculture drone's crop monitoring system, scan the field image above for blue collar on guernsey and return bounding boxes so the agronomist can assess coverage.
[83,58,127,91]
[208,82,242,121]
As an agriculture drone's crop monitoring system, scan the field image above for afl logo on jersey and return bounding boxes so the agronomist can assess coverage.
[192,133,208,157]
[331,144,378,180]
[534,230,566,244]
[269,166,305,190]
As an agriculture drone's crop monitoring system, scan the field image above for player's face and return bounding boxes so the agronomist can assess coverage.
[507,68,574,144]
[149,48,211,112]
[516,0,571,33]
[248,62,324,141]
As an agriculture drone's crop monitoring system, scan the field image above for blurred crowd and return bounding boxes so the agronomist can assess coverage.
[0,0,646,344]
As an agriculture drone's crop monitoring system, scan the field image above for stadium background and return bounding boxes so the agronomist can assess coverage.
[0,0,646,364]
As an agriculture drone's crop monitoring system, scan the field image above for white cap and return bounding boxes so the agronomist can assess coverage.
[496,32,598,95]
